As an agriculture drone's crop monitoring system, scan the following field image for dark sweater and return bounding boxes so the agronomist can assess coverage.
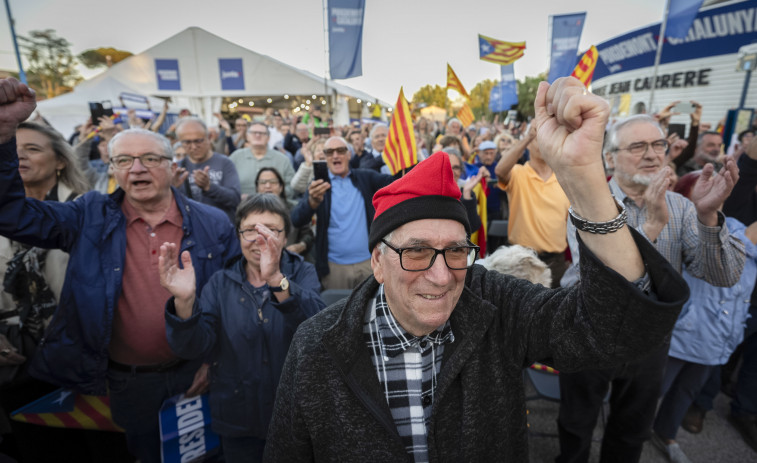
[264,228,688,462]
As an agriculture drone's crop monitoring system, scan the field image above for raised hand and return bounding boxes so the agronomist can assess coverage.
[253,224,284,283]
[0,78,37,143]
[158,243,196,318]
[193,166,211,191]
[307,179,331,209]
[690,156,739,226]
[533,77,609,175]
[172,167,189,188]
[642,167,673,242]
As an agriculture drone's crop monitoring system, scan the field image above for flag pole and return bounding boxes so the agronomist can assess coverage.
[648,0,671,114]
[322,0,330,113]
[4,0,26,85]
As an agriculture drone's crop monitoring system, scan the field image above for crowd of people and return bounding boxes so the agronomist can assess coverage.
[0,74,754,463]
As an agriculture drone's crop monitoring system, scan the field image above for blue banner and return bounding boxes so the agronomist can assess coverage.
[160,394,220,463]
[593,1,757,81]
[155,59,181,91]
[490,64,519,112]
[219,58,245,91]
[547,13,586,84]
[666,0,705,39]
[328,0,365,79]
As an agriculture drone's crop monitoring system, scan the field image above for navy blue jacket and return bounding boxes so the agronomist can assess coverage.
[0,139,240,395]
[165,252,324,438]
[291,168,393,278]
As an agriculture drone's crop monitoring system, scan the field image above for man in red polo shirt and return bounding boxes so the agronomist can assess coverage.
[0,78,239,463]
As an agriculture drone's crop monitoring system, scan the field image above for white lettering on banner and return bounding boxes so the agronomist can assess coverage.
[669,8,756,45]
[552,37,580,51]
[175,396,207,462]
[179,429,206,463]
[600,33,657,66]
[221,70,240,79]
[332,7,363,26]
[158,70,179,81]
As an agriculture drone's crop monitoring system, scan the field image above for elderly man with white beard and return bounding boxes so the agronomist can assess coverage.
[557,114,746,463]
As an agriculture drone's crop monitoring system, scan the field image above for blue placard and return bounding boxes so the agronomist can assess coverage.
[219,58,245,91]
[547,12,586,84]
[593,1,757,81]
[160,394,220,463]
[155,59,181,91]
[490,64,519,112]
[328,0,365,79]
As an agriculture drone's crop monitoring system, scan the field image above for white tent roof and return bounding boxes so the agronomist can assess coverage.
[36,26,387,135]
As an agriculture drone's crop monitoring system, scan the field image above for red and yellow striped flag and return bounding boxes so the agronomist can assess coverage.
[479,34,526,66]
[383,87,418,175]
[457,101,474,128]
[446,64,469,99]
[571,45,599,88]
[11,389,123,432]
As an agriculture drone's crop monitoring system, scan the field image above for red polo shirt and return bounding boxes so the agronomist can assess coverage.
[108,197,184,365]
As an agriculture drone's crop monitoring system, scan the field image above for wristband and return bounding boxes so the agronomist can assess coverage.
[569,196,627,234]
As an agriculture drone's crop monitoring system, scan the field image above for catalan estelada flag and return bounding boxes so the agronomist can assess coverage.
[11,388,123,432]
[479,35,526,66]
[469,179,488,256]
[382,87,418,175]
[446,64,469,99]
[571,45,599,88]
[457,101,474,128]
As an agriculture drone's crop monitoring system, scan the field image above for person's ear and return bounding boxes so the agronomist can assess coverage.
[371,247,384,284]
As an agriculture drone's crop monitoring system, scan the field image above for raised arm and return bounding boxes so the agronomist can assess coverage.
[495,125,535,185]
[534,77,643,282]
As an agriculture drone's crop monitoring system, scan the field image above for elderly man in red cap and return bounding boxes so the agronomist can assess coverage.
[264,78,691,462]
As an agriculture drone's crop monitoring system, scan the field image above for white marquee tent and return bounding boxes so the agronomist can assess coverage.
[36,27,385,136]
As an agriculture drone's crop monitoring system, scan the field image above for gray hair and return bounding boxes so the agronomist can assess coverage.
[377,231,395,255]
[481,245,552,287]
[605,114,664,158]
[446,118,462,131]
[108,128,173,159]
[325,136,349,148]
[174,116,208,136]
[247,121,269,135]
[17,122,90,195]
[370,123,388,138]
[235,193,292,237]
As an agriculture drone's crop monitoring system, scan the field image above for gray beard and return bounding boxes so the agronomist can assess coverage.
[616,170,654,186]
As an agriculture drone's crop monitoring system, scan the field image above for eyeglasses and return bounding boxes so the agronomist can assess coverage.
[380,239,479,271]
[450,165,462,172]
[248,131,269,136]
[110,154,172,170]
[614,140,669,156]
[239,227,284,241]
[257,179,280,186]
[180,138,207,146]
[323,146,349,156]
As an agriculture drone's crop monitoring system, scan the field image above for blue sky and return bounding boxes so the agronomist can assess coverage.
[0,0,672,101]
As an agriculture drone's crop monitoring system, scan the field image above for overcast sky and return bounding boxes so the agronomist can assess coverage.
[0,0,676,102]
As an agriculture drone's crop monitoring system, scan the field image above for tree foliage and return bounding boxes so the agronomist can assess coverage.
[411,84,448,111]
[469,79,497,121]
[516,73,547,120]
[19,29,81,99]
[78,47,133,69]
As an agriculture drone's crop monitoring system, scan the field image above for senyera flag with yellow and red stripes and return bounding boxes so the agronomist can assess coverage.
[382,87,418,175]
[571,45,599,88]
[11,388,123,432]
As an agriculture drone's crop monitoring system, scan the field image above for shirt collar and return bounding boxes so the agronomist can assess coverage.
[121,193,183,228]
[369,284,454,358]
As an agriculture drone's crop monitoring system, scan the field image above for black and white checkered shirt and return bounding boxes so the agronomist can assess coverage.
[363,284,455,462]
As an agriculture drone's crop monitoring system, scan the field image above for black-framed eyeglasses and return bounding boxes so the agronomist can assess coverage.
[613,139,669,156]
[381,239,479,271]
[110,154,173,170]
[239,227,284,242]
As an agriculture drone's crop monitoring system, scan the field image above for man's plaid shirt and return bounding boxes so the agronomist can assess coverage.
[363,284,455,463]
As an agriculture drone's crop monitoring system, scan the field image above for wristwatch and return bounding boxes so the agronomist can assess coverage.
[269,276,290,293]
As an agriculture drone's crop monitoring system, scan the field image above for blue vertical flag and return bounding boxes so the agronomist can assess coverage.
[489,64,518,113]
[547,13,586,84]
[666,0,705,39]
[155,59,181,91]
[219,58,245,90]
[328,0,365,79]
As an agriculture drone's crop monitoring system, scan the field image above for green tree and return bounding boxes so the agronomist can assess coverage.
[516,73,547,120]
[78,47,133,69]
[469,79,497,121]
[411,84,448,111]
[19,29,81,98]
